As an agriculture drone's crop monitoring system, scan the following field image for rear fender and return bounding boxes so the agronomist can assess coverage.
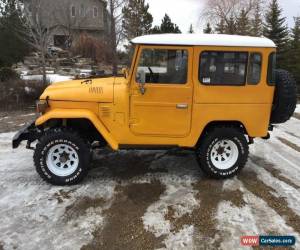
[35,109,119,150]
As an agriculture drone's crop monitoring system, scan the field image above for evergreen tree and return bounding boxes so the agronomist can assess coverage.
[251,1,263,36]
[287,16,300,91]
[0,0,31,67]
[264,0,289,67]
[215,18,226,34]
[188,24,194,34]
[150,14,181,34]
[160,14,181,33]
[225,15,237,34]
[236,9,251,35]
[122,0,153,40]
[203,23,212,34]
[150,25,161,34]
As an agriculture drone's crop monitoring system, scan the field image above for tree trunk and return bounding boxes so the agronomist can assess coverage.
[41,52,47,86]
[109,0,118,76]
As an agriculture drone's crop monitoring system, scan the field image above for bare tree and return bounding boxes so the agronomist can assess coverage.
[107,0,126,75]
[201,0,260,28]
[18,0,57,85]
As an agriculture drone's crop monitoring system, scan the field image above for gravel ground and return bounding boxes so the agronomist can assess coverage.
[0,108,299,250]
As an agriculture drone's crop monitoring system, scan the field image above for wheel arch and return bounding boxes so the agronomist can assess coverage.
[35,109,118,150]
[196,120,249,146]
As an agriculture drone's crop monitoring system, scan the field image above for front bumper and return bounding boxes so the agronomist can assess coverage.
[12,122,42,149]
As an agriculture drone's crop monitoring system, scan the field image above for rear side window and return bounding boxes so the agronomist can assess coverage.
[267,52,276,85]
[247,53,262,85]
[199,51,248,85]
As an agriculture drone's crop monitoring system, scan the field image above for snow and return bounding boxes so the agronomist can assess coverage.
[0,133,117,250]
[0,106,300,249]
[163,225,194,250]
[220,179,300,250]
[21,74,72,84]
[143,182,198,237]
[131,34,276,48]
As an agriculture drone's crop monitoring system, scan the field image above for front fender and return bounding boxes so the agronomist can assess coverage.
[35,109,119,150]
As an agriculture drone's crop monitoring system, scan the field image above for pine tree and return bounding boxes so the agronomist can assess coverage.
[251,1,263,36]
[122,0,153,40]
[287,16,300,91]
[188,24,194,34]
[0,0,31,67]
[236,9,251,35]
[203,23,212,34]
[160,14,181,33]
[225,15,237,34]
[215,18,226,34]
[264,0,289,67]
[150,25,161,34]
[150,14,181,34]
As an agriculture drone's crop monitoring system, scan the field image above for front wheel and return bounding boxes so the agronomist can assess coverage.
[196,127,249,179]
[34,129,90,185]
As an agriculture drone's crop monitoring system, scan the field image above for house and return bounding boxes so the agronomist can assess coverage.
[24,0,109,48]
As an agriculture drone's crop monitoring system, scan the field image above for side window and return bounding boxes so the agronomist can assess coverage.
[199,51,248,85]
[267,52,276,86]
[80,4,85,17]
[71,6,76,17]
[93,7,98,18]
[136,49,188,84]
[247,53,262,85]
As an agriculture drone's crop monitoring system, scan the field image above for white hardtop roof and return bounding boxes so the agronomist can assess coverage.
[131,34,276,48]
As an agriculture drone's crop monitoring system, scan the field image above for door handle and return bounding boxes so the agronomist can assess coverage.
[176,103,188,109]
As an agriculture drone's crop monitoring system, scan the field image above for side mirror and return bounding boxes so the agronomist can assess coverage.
[136,69,146,95]
[122,67,129,79]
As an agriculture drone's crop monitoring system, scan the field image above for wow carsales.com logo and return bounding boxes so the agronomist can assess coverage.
[241,236,296,247]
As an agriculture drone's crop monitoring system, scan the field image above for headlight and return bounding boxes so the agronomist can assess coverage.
[36,100,48,114]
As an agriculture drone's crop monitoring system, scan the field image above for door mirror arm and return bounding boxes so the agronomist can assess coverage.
[136,69,147,95]
[139,82,146,95]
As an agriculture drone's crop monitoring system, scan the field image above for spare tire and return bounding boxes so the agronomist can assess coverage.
[270,69,297,124]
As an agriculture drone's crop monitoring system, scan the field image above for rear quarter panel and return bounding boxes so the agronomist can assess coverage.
[191,46,276,142]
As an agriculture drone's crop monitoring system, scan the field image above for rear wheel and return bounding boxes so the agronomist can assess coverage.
[34,129,90,185]
[196,127,249,179]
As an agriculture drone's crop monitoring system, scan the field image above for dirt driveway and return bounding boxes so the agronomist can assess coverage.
[0,108,300,250]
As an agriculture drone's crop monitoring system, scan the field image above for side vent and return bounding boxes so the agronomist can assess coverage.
[100,106,111,118]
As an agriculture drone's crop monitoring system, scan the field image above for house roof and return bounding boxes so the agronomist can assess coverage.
[131,34,276,48]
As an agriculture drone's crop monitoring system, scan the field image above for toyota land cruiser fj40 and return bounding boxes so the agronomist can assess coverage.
[12,34,297,185]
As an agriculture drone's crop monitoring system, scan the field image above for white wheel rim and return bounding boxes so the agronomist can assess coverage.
[210,139,239,170]
[46,144,79,177]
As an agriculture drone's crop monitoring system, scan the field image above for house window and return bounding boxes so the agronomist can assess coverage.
[71,6,76,17]
[199,51,248,85]
[247,53,262,85]
[136,49,188,84]
[80,4,85,17]
[93,7,98,18]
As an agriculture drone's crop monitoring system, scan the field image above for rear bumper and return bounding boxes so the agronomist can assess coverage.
[12,122,41,149]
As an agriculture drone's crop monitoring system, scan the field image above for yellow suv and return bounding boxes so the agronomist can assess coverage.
[12,34,297,185]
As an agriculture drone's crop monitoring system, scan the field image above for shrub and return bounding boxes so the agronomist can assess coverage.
[0,67,19,82]
[71,33,110,63]
[0,79,47,110]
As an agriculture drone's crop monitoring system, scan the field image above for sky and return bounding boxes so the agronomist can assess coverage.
[146,0,300,33]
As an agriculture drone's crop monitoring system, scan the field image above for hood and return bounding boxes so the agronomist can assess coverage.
[40,77,115,102]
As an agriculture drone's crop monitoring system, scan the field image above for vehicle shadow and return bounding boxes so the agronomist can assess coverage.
[86,148,202,182]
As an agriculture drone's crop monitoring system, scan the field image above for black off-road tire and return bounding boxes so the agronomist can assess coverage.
[196,127,249,179]
[34,129,90,185]
[270,69,297,124]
